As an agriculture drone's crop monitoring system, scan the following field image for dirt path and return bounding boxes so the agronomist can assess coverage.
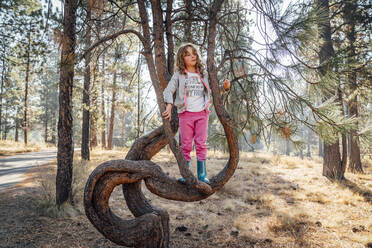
[0,149,57,191]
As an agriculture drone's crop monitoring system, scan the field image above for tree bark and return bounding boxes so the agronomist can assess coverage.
[317,0,343,180]
[15,107,20,142]
[344,0,363,173]
[90,63,98,148]
[3,103,8,139]
[56,0,77,206]
[0,57,5,138]
[165,0,174,75]
[23,28,31,145]
[101,55,107,149]
[184,0,193,42]
[44,103,48,143]
[137,54,141,139]
[81,3,92,160]
[349,127,363,172]
[15,119,19,142]
[120,112,125,146]
[338,87,347,174]
[107,69,117,150]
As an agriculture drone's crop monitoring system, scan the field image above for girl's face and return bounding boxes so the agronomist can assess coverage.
[183,46,197,69]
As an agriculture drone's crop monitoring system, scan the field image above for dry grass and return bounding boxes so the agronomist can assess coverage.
[306,191,331,204]
[239,152,271,164]
[36,147,126,218]
[0,140,55,157]
[267,212,319,247]
[1,149,371,248]
[270,155,306,169]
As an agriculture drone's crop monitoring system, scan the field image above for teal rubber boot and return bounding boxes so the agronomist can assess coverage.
[197,160,210,184]
[178,161,191,183]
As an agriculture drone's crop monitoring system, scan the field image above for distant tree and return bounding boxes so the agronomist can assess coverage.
[1,59,23,140]
[100,55,107,149]
[1,1,50,144]
[247,0,371,179]
[107,53,118,150]
[81,0,92,160]
[340,0,366,173]
[37,54,59,144]
[89,62,99,148]
[317,0,345,179]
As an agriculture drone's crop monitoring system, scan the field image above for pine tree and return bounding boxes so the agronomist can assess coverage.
[81,0,92,160]
[1,0,50,144]
[56,0,78,206]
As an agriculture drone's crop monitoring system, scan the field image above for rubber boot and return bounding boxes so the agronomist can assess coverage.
[197,160,210,184]
[178,160,191,183]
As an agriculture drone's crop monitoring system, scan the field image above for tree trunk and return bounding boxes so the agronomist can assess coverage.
[120,112,125,146]
[56,0,77,206]
[318,136,323,157]
[344,0,363,173]
[306,128,311,157]
[184,0,193,42]
[81,3,92,160]
[90,110,98,148]
[90,64,98,148]
[349,129,363,172]
[51,110,57,145]
[107,70,117,150]
[3,102,8,139]
[317,0,343,180]
[43,85,49,143]
[137,55,141,139]
[15,106,20,142]
[338,87,347,175]
[23,28,31,145]
[101,55,106,149]
[15,119,19,142]
[345,106,351,156]
[285,139,290,156]
[165,0,174,75]
[0,57,5,138]
[323,141,343,180]
[44,110,48,143]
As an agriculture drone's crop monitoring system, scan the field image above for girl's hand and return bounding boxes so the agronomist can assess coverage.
[223,79,231,91]
[162,103,173,121]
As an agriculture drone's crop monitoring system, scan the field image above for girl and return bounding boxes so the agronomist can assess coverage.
[162,43,230,184]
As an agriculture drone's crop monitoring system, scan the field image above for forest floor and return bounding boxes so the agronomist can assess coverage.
[0,148,371,248]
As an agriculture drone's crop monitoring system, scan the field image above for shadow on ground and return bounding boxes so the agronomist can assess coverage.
[337,179,372,204]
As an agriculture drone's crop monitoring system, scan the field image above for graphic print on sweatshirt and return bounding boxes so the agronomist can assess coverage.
[185,72,205,112]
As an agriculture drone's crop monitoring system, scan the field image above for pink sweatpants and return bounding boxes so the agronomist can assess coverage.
[178,110,209,161]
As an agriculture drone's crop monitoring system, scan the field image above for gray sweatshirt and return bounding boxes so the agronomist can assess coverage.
[163,71,211,113]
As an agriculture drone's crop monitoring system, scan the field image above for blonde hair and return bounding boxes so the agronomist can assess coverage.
[175,43,205,76]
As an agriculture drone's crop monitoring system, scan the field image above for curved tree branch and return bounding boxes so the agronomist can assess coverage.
[79,29,146,61]
[84,1,240,247]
